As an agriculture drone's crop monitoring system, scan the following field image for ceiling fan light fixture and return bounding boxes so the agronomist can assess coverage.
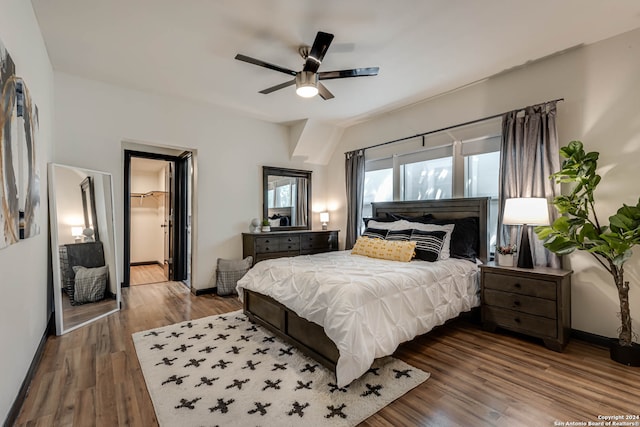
[295,71,318,98]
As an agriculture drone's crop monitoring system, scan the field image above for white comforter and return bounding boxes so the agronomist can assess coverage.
[236,251,480,386]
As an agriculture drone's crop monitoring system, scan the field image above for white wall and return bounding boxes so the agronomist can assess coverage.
[130,169,165,264]
[0,0,54,422]
[327,28,640,341]
[52,72,327,291]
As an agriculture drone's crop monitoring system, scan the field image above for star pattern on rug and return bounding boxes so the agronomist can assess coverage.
[209,398,234,414]
[287,401,310,417]
[248,401,271,416]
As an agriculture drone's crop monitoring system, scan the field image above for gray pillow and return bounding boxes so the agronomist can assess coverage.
[216,256,252,296]
[72,265,109,304]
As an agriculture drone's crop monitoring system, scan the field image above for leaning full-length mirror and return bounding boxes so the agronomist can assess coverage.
[48,163,120,335]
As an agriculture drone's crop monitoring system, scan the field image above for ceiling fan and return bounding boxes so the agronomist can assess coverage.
[235,31,379,100]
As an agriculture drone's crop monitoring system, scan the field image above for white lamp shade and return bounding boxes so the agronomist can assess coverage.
[71,226,83,237]
[319,212,330,223]
[503,198,550,225]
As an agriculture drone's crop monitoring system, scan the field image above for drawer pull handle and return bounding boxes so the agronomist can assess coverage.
[514,283,521,289]
[265,239,270,243]
[513,300,521,307]
[265,247,270,251]
[514,318,521,323]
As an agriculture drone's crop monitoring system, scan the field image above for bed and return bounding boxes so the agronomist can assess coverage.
[237,197,489,386]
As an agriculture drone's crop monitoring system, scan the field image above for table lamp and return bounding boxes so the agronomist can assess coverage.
[502,198,550,268]
[319,212,330,230]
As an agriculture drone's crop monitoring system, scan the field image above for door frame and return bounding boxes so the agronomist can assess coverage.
[123,150,190,287]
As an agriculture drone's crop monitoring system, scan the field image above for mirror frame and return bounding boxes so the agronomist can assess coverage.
[48,163,121,335]
[263,166,312,231]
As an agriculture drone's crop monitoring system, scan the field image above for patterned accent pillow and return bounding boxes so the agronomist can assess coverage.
[362,227,389,240]
[216,256,253,296]
[398,221,454,260]
[385,229,413,241]
[410,229,447,262]
[72,265,108,304]
[351,236,416,262]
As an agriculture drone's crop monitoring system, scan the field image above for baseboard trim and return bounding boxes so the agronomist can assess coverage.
[3,313,54,427]
[571,329,612,348]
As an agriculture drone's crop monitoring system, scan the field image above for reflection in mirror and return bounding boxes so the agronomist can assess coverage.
[263,166,311,230]
[80,176,99,242]
[48,163,120,335]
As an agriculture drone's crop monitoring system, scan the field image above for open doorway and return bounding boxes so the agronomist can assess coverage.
[124,150,192,288]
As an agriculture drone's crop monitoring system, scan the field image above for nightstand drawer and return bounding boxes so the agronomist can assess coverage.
[482,306,557,338]
[483,272,556,299]
[484,289,557,319]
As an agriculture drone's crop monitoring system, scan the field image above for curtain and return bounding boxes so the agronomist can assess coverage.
[345,149,365,249]
[296,178,307,226]
[498,101,561,268]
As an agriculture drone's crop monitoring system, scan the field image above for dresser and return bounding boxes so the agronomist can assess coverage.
[242,230,339,266]
[480,263,572,352]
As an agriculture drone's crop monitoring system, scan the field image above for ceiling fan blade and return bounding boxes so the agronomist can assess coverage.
[317,82,334,100]
[235,54,297,76]
[319,67,379,80]
[303,31,334,73]
[259,79,296,94]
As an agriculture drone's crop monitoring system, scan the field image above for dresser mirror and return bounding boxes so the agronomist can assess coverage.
[263,166,311,230]
[48,163,120,335]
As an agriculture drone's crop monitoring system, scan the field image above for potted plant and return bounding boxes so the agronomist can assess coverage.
[261,219,271,232]
[496,244,517,266]
[534,141,640,366]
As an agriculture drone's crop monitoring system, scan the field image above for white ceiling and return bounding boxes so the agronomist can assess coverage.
[31,0,640,128]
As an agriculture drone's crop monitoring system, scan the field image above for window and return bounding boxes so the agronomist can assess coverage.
[363,156,393,218]
[267,178,297,209]
[464,150,500,249]
[363,133,501,247]
[401,157,452,201]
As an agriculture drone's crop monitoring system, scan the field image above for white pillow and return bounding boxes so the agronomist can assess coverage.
[369,219,454,259]
[268,218,281,227]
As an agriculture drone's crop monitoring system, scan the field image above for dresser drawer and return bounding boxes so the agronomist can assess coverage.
[482,306,557,338]
[483,272,556,299]
[484,289,557,319]
[300,233,333,250]
[255,236,300,253]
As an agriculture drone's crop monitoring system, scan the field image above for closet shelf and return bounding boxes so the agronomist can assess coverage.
[131,190,167,198]
[131,191,167,205]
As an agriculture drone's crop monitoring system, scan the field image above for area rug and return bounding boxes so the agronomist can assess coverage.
[133,310,429,427]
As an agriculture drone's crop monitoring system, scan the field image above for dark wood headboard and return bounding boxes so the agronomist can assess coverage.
[371,197,489,263]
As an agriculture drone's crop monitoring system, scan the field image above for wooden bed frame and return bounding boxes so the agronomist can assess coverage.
[242,197,490,372]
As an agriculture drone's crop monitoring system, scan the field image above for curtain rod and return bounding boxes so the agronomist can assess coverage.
[352,97,564,153]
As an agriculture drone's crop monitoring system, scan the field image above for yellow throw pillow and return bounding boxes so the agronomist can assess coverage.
[351,236,416,262]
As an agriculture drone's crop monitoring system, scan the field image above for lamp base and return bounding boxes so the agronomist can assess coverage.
[517,224,534,269]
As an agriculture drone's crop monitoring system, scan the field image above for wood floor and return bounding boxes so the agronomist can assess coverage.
[15,281,640,426]
[130,264,167,285]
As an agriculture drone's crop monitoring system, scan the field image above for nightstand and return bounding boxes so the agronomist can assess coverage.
[480,262,572,352]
